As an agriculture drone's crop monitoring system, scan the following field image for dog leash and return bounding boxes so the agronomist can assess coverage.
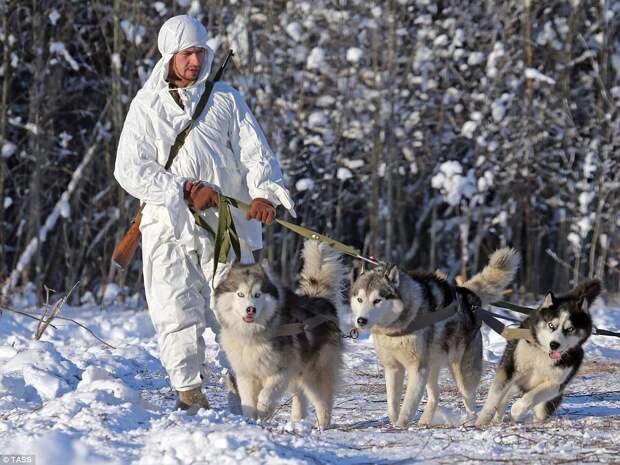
[271,295,532,343]
[491,300,620,338]
[474,307,534,342]
[211,195,619,340]
[491,300,532,316]
[387,301,459,337]
[208,194,383,275]
[222,194,382,265]
[274,313,359,339]
[388,300,533,341]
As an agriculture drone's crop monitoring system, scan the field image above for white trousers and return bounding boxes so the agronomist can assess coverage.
[141,219,254,391]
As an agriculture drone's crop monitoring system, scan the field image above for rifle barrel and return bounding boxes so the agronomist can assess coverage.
[213,50,234,82]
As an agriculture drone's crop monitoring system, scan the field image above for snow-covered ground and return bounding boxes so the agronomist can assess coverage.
[1,292,619,465]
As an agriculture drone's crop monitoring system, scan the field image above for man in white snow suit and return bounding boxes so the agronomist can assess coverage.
[114,15,294,411]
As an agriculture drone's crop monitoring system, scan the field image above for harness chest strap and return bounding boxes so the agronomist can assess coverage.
[272,301,535,341]
[388,300,534,341]
[475,307,534,342]
[274,314,335,338]
[491,300,620,339]
[388,301,459,337]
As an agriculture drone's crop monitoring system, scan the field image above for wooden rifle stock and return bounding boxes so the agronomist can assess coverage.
[111,205,144,270]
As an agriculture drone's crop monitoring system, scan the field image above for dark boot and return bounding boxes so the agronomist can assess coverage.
[176,387,211,415]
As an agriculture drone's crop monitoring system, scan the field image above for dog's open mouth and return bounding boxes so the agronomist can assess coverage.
[243,316,255,323]
[549,351,562,360]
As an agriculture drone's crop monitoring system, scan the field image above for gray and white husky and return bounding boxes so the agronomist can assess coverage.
[213,240,345,428]
[351,248,520,427]
[476,279,601,426]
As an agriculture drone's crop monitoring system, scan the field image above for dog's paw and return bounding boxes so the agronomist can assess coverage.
[394,418,410,429]
[388,411,400,426]
[418,415,433,427]
[510,399,529,422]
[314,422,331,431]
[475,411,493,427]
[256,402,275,420]
[460,413,477,427]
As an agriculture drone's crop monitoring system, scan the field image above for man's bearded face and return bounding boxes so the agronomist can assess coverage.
[171,47,206,82]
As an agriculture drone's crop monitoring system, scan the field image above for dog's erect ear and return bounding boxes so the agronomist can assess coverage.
[541,292,555,309]
[351,264,364,283]
[581,298,590,314]
[387,265,400,288]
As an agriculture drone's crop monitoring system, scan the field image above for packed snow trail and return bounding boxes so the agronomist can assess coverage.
[1,294,619,465]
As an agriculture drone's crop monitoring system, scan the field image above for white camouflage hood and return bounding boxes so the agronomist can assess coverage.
[142,15,215,92]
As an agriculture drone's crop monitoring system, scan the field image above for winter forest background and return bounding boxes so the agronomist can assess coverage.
[0,0,619,306]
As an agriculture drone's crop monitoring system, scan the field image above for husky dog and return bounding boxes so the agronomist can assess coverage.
[476,279,601,426]
[213,240,345,428]
[351,248,520,427]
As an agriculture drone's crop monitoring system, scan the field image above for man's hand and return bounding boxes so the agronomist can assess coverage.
[246,198,276,224]
[184,180,219,210]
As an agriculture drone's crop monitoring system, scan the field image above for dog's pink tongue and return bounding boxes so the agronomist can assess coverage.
[549,351,562,360]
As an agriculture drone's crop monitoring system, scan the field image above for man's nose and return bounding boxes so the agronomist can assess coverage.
[190,53,202,67]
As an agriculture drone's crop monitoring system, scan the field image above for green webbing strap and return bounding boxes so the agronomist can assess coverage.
[209,195,241,283]
[203,193,379,289]
[221,195,368,262]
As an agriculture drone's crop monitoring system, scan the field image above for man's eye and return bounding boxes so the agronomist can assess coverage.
[373,299,382,305]
[548,322,556,330]
[237,292,245,298]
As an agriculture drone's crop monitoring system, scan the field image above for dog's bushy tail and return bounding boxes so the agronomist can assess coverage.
[298,239,346,309]
[463,248,520,306]
[568,279,601,305]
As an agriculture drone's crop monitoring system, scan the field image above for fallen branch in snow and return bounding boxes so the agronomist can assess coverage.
[0,306,58,329]
[0,297,116,350]
[35,282,78,341]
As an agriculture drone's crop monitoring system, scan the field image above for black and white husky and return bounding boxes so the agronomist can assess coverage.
[213,240,345,428]
[350,248,520,427]
[476,279,601,426]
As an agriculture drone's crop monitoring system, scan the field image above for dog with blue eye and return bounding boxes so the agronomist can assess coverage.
[350,248,520,427]
[476,279,601,426]
[213,240,345,428]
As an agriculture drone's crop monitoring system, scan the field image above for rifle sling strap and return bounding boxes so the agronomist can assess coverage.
[165,79,216,170]
[133,80,217,220]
